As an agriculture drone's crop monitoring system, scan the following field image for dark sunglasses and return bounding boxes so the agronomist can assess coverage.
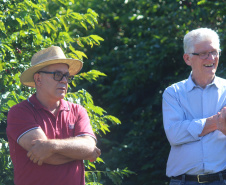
[38,71,74,83]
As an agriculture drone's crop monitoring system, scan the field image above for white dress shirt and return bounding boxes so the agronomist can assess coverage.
[162,74,226,177]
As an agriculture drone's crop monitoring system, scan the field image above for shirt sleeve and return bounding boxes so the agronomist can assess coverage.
[6,102,40,143]
[162,86,205,146]
[73,105,96,141]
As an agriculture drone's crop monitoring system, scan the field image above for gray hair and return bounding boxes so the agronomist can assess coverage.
[183,28,220,54]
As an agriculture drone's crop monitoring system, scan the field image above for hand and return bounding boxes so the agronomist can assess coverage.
[27,139,53,166]
[89,147,101,162]
[199,114,218,137]
[217,107,226,135]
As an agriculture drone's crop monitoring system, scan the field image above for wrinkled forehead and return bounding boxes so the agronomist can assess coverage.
[40,63,69,72]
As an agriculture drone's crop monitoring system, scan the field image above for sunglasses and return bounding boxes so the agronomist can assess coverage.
[38,71,74,83]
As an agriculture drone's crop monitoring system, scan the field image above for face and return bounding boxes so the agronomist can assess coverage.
[183,40,220,86]
[36,63,69,101]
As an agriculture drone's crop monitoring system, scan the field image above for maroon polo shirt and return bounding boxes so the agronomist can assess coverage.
[7,94,96,185]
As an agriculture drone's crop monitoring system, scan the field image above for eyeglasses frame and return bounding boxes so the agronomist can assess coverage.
[190,49,221,60]
[38,71,74,83]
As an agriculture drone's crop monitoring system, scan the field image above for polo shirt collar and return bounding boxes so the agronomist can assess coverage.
[59,98,70,111]
[28,94,70,111]
[186,72,219,92]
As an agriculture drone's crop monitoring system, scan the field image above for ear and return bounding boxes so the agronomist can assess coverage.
[183,53,192,66]
[33,73,42,86]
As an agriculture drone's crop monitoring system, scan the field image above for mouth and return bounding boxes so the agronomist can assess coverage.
[58,87,66,91]
[204,63,214,67]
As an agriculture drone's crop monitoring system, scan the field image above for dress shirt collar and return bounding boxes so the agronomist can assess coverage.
[186,72,219,92]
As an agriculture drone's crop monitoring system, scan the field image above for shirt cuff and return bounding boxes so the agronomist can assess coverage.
[17,127,40,143]
[187,118,206,140]
[76,134,97,143]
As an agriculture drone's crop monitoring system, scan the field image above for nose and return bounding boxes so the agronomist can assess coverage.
[206,52,215,60]
[60,76,68,83]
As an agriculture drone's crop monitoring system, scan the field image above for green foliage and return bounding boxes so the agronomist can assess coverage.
[0,139,14,185]
[66,89,121,137]
[72,70,107,85]
[0,0,132,184]
[85,168,135,185]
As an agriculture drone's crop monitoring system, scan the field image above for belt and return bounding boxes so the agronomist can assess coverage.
[172,170,226,183]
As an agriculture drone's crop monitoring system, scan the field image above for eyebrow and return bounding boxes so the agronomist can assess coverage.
[54,70,70,74]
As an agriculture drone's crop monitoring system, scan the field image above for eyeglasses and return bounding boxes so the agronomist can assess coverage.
[190,50,221,59]
[38,71,74,83]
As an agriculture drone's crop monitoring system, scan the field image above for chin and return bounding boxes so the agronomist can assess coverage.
[55,94,65,100]
[59,94,66,99]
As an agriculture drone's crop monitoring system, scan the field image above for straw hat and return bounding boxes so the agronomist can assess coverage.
[20,46,83,87]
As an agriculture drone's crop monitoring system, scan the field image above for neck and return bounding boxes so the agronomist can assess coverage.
[192,75,215,88]
[35,92,61,111]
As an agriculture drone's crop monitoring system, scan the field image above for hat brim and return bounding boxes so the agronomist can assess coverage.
[20,58,83,88]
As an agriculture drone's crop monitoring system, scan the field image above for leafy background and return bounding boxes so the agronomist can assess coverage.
[0,0,225,185]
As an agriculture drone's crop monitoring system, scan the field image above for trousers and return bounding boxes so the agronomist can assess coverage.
[170,174,226,185]
[170,180,226,185]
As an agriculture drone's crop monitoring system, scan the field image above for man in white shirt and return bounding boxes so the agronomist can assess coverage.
[162,28,226,185]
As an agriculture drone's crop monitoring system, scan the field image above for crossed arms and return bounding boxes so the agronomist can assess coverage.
[199,108,226,136]
[18,128,101,166]
[163,90,226,146]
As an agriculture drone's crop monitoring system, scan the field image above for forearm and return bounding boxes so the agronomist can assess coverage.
[199,114,218,137]
[165,119,205,146]
[28,135,100,166]
[50,136,96,160]
[43,153,74,165]
[217,107,226,135]
[163,93,204,146]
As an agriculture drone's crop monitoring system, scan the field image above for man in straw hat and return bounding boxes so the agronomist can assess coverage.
[6,46,101,185]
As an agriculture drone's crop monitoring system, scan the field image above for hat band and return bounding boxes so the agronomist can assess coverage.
[31,55,66,66]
